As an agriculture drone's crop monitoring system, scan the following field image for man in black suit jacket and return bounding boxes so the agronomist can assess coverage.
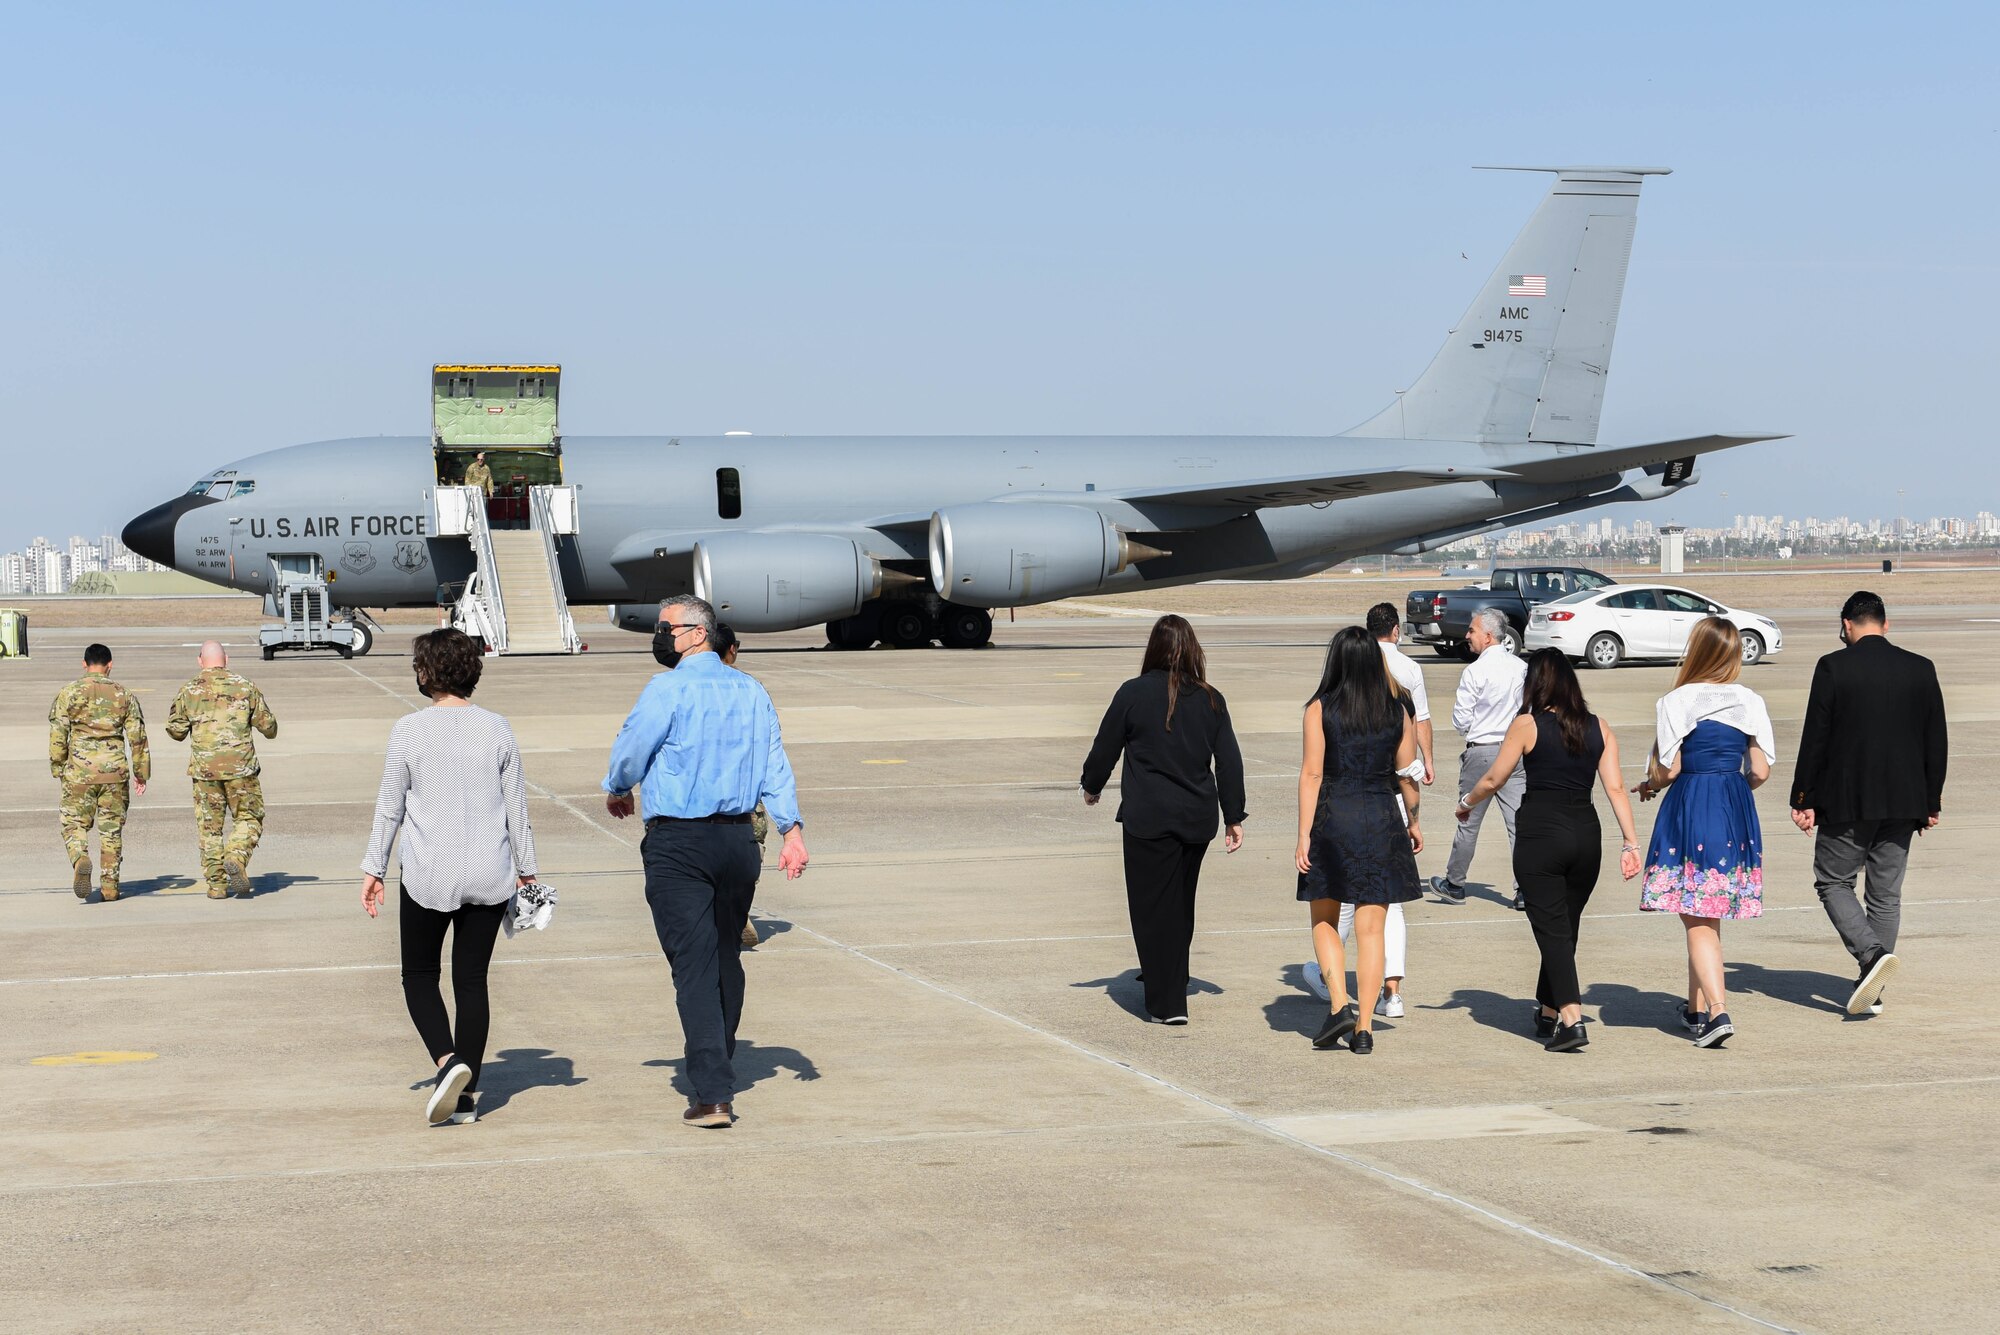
[1790,592,1948,1017]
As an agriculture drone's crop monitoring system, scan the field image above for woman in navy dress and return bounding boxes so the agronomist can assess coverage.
[1635,617,1777,1050]
[1296,626,1423,1054]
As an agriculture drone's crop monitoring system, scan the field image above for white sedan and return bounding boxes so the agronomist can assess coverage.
[1524,584,1784,669]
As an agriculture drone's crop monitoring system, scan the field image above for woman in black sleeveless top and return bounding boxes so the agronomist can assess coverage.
[1295,626,1424,1054]
[1459,650,1642,1051]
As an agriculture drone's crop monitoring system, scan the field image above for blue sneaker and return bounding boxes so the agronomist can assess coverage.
[1429,876,1466,905]
[1693,1012,1735,1049]
[1678,1004,1703,1033]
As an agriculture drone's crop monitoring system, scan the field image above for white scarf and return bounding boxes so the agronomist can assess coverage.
[1655,682,1778,765]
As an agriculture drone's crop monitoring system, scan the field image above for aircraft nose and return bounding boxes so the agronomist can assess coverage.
[123,500,182,567]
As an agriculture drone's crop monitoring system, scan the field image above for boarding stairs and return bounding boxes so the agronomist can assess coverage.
[436,484,583,655]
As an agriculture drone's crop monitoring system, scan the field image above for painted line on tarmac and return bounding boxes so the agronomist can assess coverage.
[855,896,1992,951]
[0,1115,1227,1198]
[778,910,1799,1331]
[0,952,668,988]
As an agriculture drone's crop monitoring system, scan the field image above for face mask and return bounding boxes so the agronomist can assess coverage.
[652,629,683,668]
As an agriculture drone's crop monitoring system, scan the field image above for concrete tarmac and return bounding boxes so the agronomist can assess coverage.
[4,599,1996,1332]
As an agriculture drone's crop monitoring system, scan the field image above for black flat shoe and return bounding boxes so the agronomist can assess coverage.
[1312,1003,1358,1050]
[1349,1030,1375,1055]
[1533,1007,1557,1040]
[1546,1020,1589,1052]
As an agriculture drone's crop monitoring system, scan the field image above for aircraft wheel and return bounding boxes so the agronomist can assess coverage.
[349,621,375,657]
[1584,633,1623,670]
[1739,631,1765,666]
[825,614,877,651]
[880,607,933,650]
[939,605,993,650]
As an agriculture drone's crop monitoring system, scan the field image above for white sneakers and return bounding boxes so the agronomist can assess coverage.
[425,1059,473,1125]
[1302,963,1404,1016]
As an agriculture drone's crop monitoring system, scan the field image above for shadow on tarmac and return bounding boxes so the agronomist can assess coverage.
[742,915,795,947]
[1073,969,1223,1022]
[111,875,198,897]
[645,1041,821,1098]
[247,871,321,898]
[476,1048,587,1116]
[1725,960,1851,1015]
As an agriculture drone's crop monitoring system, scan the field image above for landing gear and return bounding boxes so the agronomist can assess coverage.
[938,605,993,650]
[822,600,994,650]
[347,619,375,658]
[879,606,933,650]
[826,610,879,651]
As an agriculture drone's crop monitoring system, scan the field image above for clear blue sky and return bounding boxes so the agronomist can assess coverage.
[5,2,1994,543]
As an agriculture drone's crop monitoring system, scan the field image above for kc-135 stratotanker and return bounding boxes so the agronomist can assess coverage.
[124,166,1782,655]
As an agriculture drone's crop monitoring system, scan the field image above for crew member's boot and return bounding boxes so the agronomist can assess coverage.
[100,878,120,902]
[225,859,252,899]
[73,856,93,900]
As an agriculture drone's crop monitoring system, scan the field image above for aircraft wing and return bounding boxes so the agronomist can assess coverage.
[1503,432,1789,485]
[1110,464,1512,511]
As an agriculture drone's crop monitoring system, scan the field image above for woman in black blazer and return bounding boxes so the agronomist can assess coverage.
[1081,615,1247,1024]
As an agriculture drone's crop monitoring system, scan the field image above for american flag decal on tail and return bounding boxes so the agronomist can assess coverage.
[1508,274,1548,297]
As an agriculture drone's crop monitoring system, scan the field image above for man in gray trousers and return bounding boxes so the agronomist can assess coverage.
[1790,591,1948,1016]
[1432,608,1525,907]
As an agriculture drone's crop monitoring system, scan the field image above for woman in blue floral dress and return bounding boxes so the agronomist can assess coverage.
[1634,617,1776,1049]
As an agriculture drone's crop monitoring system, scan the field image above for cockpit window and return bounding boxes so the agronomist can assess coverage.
[230,480,256,498]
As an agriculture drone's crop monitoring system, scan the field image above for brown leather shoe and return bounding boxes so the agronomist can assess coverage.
[682,1102,734,1129]
[740,920,759,949]
[99,880,120,902]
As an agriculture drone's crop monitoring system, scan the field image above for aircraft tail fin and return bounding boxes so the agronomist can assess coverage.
[1347,166,1669,447]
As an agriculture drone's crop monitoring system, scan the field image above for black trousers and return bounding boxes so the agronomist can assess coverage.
[399,888,507,1091]
[1122,831,1210,1020]
[1512,793,1601,1011]
[642,820,761,1105]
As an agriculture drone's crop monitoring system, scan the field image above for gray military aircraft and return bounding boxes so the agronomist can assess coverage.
[124,165,1781,653]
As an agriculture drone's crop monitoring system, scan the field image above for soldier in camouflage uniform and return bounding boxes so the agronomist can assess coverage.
[165,642,278,899]
[49,643,150,902]
[464,452,495,498]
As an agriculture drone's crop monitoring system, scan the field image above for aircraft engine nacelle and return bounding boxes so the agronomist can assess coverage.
[692,531,886,633]
[929,503,1155,607]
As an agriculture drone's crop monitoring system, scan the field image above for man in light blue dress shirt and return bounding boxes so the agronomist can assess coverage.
[604,594,808,1128]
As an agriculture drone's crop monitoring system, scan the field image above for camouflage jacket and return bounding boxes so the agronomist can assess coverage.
[464,462,495,497]
[166,668,278,779]
[49,675,150,785]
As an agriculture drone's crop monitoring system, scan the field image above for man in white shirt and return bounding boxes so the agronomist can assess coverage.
[1435,607,1526,906]
[1370,602,1434,785]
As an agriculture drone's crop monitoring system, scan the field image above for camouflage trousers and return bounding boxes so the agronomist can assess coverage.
[193,776,265,889]
[61,781,130,878]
